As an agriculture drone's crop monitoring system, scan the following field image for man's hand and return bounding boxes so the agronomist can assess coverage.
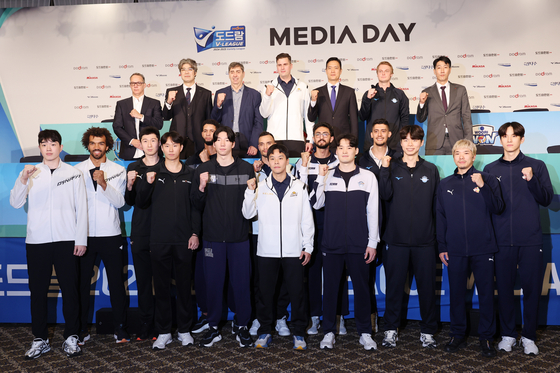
[217,93,226,108]
[199,172,209,192]
[92,170,107,190]
[318,164,328,176]
[439,252,449,266]
[127,170,138,191]
[253,160,263,173]
[381,155,392,168]
[74,245,87,257]
[522,167,533,181]
[130,109,143,119]
[471,173,485,188]
[367,88,377,99]
[247,177,257,191]
[300,251,311,266]
[301,151,311,167]
[310,90,319,102]
[265,84,275,96]
[247,146,258,156]
[167,90,177,104]
[419,92,429,104]
[21,165,37,184]
[130,139,143,150]
[365,247,377,264]
[146,171,156,184]
[188,235,199,250]
[305,142,313,153]
[199,149,210,163]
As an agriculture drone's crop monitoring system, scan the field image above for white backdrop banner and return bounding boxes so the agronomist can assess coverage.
[0,0,559,155]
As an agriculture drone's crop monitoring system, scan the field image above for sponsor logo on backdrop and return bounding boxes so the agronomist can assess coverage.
[249,71,262,74]
[109,75,121,79]
[87,114,99,119]
[381,57,397,60]
[458,75,473,79]
[119,84,129,88]
[396,66,409,70]
[509,52,526,56]
[483,74,500,78]
[146,83,157,88]
[525,83,538,87]
[551,82,560,86]
[212,62,228,66]
[498,85,511,88]
[260,60,275,64]
[298,70,310,74]
[457,54,474,58]
[86,77,98,79]
[398,87,410,91]
[96,66,110,69]
[536,72,552,76]
[156,74,167,77]
[473,125,498,145]
[409,96,418,101]
[155,93,165,98]
[347,68,359,72]
[472,65,485,68]
[309,79,322,83]
[73,66,88,70]
[536,93,552,97]
[97,85,111,89]
[202,72,214,76]
[407,55,423,60]
[484,95,499,99]
[536,51,551,55]
[119,65,134,69]
[87,95,98,99]
[472,105,486,110]
[407,76,422,80]
[509,73,525,77]
[166,83,177,87]
[142,64,156,68]
[212,82,227,86]
[308,59,324,63]
[483,53,499,57]
[499,105,512,109]
[551,103,560,107]
[270,24,416,46]
[524,62,537,66]
[97,105,111,108]
[194,25,246,52]
[74,86,87,89]
[421,65,432,69]
[109,95,121,99]
[357,78,372,81]
[498,63,511,67]
[473,85,486,89]
[165,63,176,68]
[74,105,89,109]
[510,94,527,98]
[524,105,538,108]
[358,57,374,62]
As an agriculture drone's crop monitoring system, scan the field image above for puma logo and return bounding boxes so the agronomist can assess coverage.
[447,189,454,195]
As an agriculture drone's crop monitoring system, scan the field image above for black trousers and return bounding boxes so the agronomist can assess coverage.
[27,242,80,340]
[130,237,155,326]
[79,235,128,331]
[193,247,207,314]
[151,244,194,334]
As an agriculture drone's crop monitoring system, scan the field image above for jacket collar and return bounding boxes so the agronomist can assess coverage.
[498,151,525,165]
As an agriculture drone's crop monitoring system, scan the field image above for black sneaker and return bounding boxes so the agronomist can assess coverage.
[444,337,467,353]
[114,328,130,344]
[136,323,152,341]
[480,340,497,358]
[236,326,253,348]
[192,314,209,334]
[199,327,222,347]
[231,316,240,335]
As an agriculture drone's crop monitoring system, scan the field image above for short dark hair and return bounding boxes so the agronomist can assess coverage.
[371,118,390,131]
[139,127,160,141]
[433,56,452,69]
[38,129,62,145]
[213,126,236,143]
[130,73,145,83]
[276,53,292,63]
[498,121,525,138]
[313,122,334,137]
[81,127,114,150]
[161,131,184,145]
[326,57,342,69]
[202,119,220,131]
[400,125,424,141]
[258,131,275,140]
[336,133,359,148]
[266,143,289,159]
[228,62,244,72]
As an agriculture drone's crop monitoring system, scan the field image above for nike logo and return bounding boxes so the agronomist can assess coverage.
[447,189,454,195]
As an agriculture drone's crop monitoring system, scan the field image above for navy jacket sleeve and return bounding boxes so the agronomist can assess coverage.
[249,92,264,149]
[190,166,207,211]
[527,161,554,207]
[436,183,448,253]
[399,92,410,130]
[378,165,393,201]
[135,173,156,209]
[480,172,505,215]
[358,91,372,122]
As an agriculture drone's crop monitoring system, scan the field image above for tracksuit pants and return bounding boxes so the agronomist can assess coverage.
[193,247,207,315]
[26,241,80,340]
[495,245,543,341]
[130,237,155,327]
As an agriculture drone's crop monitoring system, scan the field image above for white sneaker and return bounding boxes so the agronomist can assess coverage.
[25,338,50,360]
[249,319,260,336]
[420,333,437,348]
[255,334,272,348]
[152,333,173,350]
[521,337,539,355]
[177,332,194,346]
[498,336,516,352]
[338,316,347,335]
[382,330,398,348]
[308,316,321,335]
[276,316,290,336]
[62,335,82,357]
[359,333,377,350]
[320,332,335,349]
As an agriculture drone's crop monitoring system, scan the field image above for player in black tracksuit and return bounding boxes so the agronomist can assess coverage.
[437,139,504,358]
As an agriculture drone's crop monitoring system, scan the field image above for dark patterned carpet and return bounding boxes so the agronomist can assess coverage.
[1,320,559,372]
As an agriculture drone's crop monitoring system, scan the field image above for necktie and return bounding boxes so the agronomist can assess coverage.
[441,86,447,112]
[185,87,191,106]
[331,85,336,111]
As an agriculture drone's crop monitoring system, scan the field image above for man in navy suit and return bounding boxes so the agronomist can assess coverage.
[112,73,163,160]
[308,57,358,145]
[211,62,263,157]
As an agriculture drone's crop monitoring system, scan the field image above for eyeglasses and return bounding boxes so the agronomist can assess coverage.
[314,132,331,138]
[129,82,145,86]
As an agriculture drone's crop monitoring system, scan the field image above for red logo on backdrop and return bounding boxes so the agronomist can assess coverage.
[410,96,418,101]
[110,95,121,98]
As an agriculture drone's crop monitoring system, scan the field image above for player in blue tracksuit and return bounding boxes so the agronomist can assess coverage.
[437,139,504,358]
[310,134,379,351]
[483,122,553,356]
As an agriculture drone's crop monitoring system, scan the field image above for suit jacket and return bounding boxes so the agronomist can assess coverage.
[416,82,473,154]
[163,84,213,157]
[211,85,263,149]
[307,84,358,141]
[112,96,163,160]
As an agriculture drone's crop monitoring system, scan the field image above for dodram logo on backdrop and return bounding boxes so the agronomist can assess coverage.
[194,26,246,52]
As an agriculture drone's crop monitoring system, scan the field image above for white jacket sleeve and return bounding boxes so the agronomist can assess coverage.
[300,188,315,253]
[10,171,29,209]
[311,174,326,209]
[259,88,274,118]
[74,170,89,246]
[101,170,126,208]
[366,173,380,249]
[242,187,258,220]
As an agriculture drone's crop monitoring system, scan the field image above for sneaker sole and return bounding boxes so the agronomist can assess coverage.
[256,341,271,348]
[382,342,396,348]
[361,342,376,350]
[78,335,90,346]
[276,330,291,337]
[201,334,222,347]
[320,344,333,349]
[294,345,307,350]
[307,329,319,335]
[236,335,253,348]
[192,324,210,334]
[24,346,51,360]
[498,346,512,352]
[422,343,437,348]
[66,350,82,358]
[152,339,173,350]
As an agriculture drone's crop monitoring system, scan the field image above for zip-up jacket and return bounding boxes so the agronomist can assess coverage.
[191,156,255,242]
[379,157,439,246]
[75,158,126,237]
[310,166,379,253]
[125,157,164,240]
[359,83,409,151]
[242,173,314,257]
[358,147,397,180]
[10,161,88,246]
[436,166,504,256]
[136,161,201,245]
[259,78,314,142]
[483,152,553,246]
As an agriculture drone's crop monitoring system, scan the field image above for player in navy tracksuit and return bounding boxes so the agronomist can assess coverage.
[483,122,553,355]
[437,139,504,358]
[310,134,379,351]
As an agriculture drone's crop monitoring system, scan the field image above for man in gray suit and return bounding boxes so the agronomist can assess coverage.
[416,56,473,155]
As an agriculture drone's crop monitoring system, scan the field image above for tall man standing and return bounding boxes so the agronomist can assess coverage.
[484,122,553,355]
[211,62,263,157]
[359,61,409,152]
[75,127,129,344]
[164,58,212,158]
[416,56,473,155]
[112,73,163,160]
[308,57,358,142]
[259,53,314,155]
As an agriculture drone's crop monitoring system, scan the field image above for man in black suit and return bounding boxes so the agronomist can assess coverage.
[308,57,358,145]
[163,58,213,158]
[112,73,163,160]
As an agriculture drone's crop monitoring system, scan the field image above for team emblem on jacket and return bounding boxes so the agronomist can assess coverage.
[420,176,429,183]
[358,181,365,187]
[473,187,480,193]
[395,177,403,180]
[290,191,298,197]
[392,98,398,103]
[157,178,165,184]
[210,174,217,183]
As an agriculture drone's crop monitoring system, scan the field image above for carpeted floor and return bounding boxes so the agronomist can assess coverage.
[1,320,559,372]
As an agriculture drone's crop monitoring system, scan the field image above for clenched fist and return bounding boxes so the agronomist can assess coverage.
[247,178,257,190]
[217,93,226,108]
[367,88,377,99]
[146,171,156,184]
[265,85,275,96]
[419,92,429,104]
[92,170,107,190]
[199,172,209,192]
[310,90,319,102]
[167,90,177,104]
[21,165,37,184]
